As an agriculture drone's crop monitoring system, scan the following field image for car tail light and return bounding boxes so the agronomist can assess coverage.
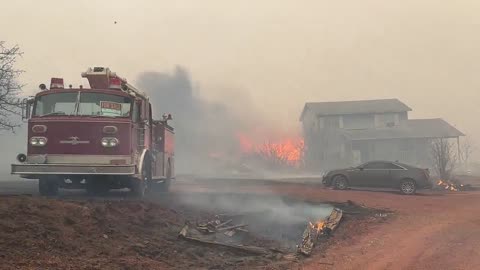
[32,125,47,133]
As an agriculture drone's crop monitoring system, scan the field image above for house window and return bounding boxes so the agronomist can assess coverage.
[323,116,340,128]
[375,113,398,128]
[343,114,375,129]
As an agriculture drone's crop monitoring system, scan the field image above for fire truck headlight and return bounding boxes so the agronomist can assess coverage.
[30,137,47,147]
[101,137,119,147]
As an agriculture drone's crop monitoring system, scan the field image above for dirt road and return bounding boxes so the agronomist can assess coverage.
[265,184,480,270]
[1,179,479,269]
[175,180,480,270]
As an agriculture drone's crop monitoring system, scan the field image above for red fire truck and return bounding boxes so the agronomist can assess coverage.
[11,67,174,197]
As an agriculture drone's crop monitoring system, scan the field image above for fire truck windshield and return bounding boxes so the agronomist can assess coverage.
[33,92,132,118]
[78,93,131,117]
[34,92,77,116]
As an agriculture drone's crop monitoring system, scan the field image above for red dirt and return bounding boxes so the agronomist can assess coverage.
[176,180,480,269]
[265,184,480,270]
[2,180,480,270]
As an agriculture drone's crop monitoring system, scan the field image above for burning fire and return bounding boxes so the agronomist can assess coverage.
[309,221,325,233]
[237,133,304,167]
[437,180,464,192]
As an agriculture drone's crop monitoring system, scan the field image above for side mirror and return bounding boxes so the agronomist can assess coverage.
[162,113,173,121]
[22,97,34,121]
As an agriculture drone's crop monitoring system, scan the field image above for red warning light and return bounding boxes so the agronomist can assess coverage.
[50,78,64,89]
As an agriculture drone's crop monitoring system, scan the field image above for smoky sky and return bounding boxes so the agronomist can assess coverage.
[137,66,250,173]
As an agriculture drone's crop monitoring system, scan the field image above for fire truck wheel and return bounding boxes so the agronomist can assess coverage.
[151,165,171,193]
[131,178,146,198]
[38,177,59,196]
[131,162,151,198]
[152,179,171,193]
[86,179,110,196]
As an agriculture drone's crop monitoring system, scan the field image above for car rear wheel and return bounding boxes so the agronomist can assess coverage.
[400,179,416,195]
[333,175,348,190]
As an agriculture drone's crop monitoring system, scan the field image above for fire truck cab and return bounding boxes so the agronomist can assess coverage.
[11,67,175,197]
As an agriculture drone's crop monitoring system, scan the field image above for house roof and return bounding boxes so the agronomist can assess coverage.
[344,118,464,140]
[299,98,412,121]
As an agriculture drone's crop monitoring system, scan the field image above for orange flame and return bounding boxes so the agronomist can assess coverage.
[437,179,460,192]
[236,133,304,166]
[309,220,325,233]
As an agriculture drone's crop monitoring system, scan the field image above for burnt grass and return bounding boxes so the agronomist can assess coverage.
[0,192,385,270]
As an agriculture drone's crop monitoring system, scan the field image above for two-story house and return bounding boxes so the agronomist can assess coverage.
[300,99,464,171]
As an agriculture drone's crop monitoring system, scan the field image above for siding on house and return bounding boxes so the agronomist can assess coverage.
[301,99,463,171]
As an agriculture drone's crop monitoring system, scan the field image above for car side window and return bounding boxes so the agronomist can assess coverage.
[385,163,404,170]
[363,162,391,169]
[364,162,405,170]
[363,162,380,169]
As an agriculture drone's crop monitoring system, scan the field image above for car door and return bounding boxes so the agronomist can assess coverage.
[347,162,374,187]
[385,162,408,187]
[358,162,390,187]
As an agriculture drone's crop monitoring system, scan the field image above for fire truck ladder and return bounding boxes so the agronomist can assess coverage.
[81,67,149,100]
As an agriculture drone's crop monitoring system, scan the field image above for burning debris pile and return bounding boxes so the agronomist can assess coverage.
[178,207,343,258]
[298,208,343,256]
[178,214,274,255]
[436,180,473,191]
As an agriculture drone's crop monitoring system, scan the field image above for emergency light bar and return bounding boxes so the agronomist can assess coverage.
[81,67,148,98]
[109,77,122,90]
[50,78,64,89]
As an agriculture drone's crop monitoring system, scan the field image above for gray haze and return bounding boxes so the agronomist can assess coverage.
[138,66,261,173]
[2,0,480,175]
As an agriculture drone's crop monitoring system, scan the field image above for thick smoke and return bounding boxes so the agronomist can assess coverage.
[137,66,254,174]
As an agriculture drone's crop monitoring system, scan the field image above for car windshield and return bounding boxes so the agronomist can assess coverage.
[33,92,132,118]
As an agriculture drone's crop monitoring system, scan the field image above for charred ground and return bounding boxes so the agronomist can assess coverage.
[2,177,479,270]
[0,183,378,270]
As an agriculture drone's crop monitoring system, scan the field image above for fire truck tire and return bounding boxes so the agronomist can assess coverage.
[86,179,110,196]
[153,179,171,193]
[151,164,171,193]
[131,161,151,198]
[38,177,59,196]
[130,178,146,198]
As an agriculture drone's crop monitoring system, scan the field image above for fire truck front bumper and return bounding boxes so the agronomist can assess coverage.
[11,163,136,177]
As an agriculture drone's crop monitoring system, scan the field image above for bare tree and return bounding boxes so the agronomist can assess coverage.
[431,138,457,180]
[0,41,23,131]
[458,137,474,167]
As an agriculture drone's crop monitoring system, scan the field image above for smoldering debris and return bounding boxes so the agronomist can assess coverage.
[177,202,343,257]
[436,179,474,191]
[297,208,343,256]
[172,192,344,257]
